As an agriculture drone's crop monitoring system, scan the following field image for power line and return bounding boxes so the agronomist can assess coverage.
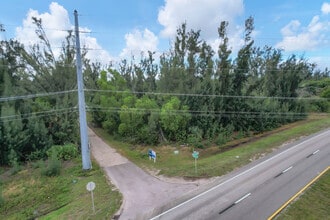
[0,107,78,122]
[1,59,327,72]
[87,106,308,115]
[0,86,326,105]
[86,105,315,119]
[0,90,77,102]
[0,22,91,34]
[85,89,328,101]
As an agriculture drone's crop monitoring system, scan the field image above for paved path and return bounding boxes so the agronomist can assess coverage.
[88,128,204,220]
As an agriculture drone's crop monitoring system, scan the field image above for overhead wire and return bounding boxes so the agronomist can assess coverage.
[0,90,77,102]
[1,20,329,123]
[0,107,78,122]
[85,89,328,101]
[85,105,315,120]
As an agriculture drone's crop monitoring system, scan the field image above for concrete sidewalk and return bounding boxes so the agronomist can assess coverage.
[88,128,202,219]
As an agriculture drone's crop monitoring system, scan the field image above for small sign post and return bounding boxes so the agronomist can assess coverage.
[86,181,96,214]
[192,151,199,175]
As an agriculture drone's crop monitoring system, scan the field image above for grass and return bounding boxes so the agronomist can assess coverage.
[0,158,122,220]
[275,168,330,220]
[92,113,330,178]
[1,114,329,219]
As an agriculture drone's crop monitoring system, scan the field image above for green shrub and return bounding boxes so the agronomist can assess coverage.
[42,149,61,177]
[8,149,21,175]
[0,193,4,207]
[321,86,330,98]
[215,133,228,146]
[195,142,205,149]
[27,149,47,161]
[187,127,204,149]
[32,160,44,169]
[47,144,78,161]
[0,181,4,207]
[10,162,21,175]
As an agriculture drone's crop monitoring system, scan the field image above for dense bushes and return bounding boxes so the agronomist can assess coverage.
[41,148,62,177]
[46,144,78,161]
[40,144,78,177]
[1,16,329,166]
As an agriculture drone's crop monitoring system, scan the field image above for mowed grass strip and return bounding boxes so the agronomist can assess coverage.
[92,114,330,178]
[0,158,122,220]
[275,168,330,220]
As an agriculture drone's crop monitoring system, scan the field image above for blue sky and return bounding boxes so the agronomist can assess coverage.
[1,0,330,70]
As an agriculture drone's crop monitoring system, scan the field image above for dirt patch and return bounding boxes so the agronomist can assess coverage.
[145,167,211,185]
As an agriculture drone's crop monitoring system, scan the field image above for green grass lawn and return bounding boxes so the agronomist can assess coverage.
[92,114,330,178]
[0,158,122,220]
[275,168,330,220]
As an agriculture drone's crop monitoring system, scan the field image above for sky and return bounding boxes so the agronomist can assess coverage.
[1,0,330,70]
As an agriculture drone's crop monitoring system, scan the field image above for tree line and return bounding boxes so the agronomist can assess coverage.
[0,17,329,165]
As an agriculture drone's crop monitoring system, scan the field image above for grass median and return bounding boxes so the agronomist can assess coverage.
[275,167,330,220]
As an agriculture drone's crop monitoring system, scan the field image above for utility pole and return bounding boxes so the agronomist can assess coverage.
[74,10,91,170]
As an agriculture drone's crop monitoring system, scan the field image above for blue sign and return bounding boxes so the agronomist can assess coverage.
[148,149,156,162]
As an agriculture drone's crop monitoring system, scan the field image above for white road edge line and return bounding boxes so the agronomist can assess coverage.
[234,193,251,204]
[149,130,329,220]
[282,166,293,173]
[312,149,320,155]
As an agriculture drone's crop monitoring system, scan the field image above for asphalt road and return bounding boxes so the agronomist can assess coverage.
[88,128,205,220]
[149,128,330,220]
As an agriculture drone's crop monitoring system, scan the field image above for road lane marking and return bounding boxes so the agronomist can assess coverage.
[267,166,330,220]
[235,193,251,204]
[274,172,283,178]
[274,166,293,178]
[149,130,330,220]
[306,149,320,158]
[312,149,320,155]
[219,203,235,215]
[219,193,252,215]
[282,166,293,173]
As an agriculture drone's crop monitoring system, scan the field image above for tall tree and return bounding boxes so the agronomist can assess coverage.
[232,16,255,130]
[215,21,233,127]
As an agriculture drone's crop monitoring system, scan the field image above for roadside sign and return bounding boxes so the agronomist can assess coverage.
[86,181,96,191]
[86,181,96,214]
[192,151,199,159]
[192,151,199,175]
[148,149,156,163]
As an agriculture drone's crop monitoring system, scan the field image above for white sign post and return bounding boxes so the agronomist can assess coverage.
[86,181,96,214]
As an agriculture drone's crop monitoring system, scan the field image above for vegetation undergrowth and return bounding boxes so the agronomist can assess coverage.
[0,158,122,220]
[92,113,330,178]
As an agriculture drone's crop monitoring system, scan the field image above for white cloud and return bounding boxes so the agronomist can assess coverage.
[276,15,330,51]
[15,2,112,65]
[321,2,330,14]
[120,28,158,59]
[157,0,244,55]
[158,0,244,39]
[309,56,330,70]
[280,20,301,36]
